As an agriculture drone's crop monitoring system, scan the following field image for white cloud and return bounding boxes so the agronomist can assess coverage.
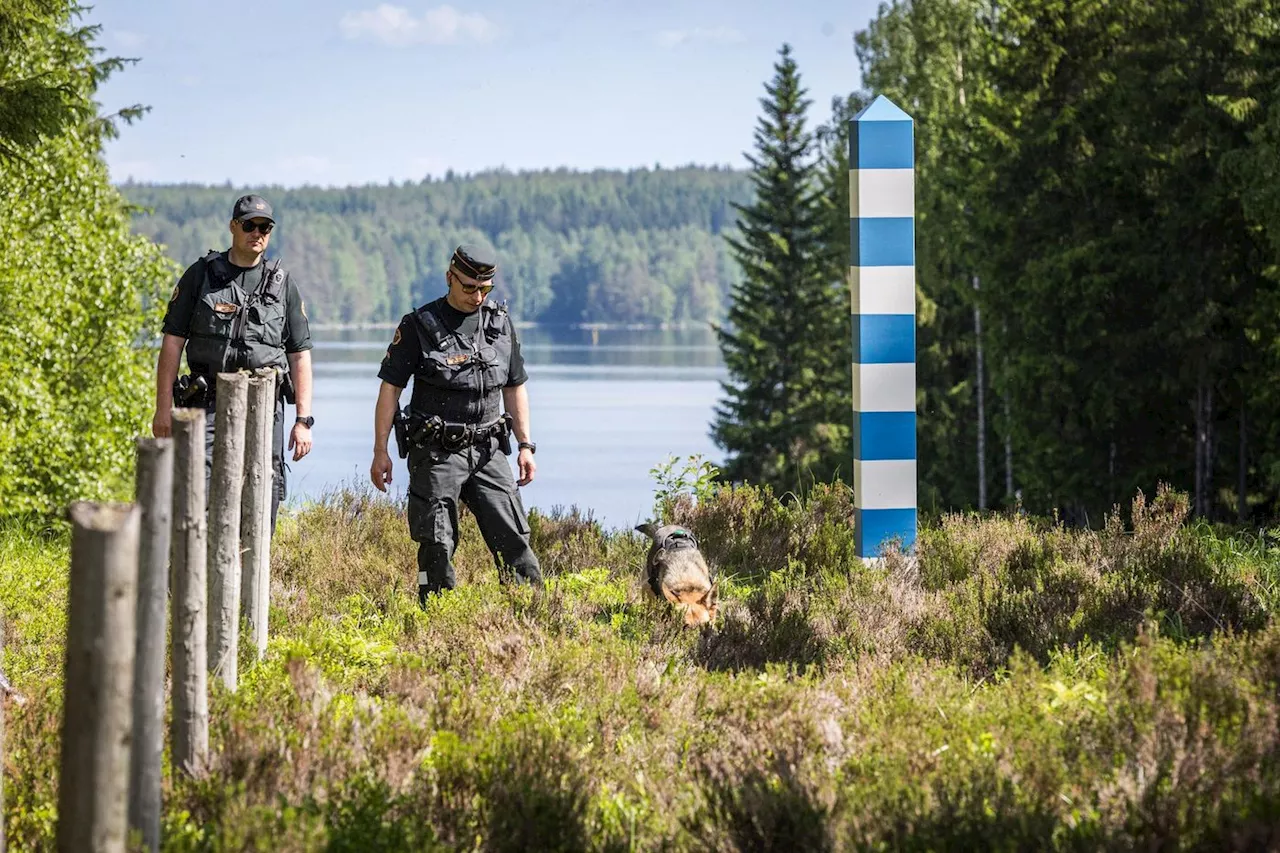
[339,4,497,46]
[111,29,147,51]
[655,27,745,49]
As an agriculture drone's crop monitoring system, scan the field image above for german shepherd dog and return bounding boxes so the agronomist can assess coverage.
[635,523,717,627]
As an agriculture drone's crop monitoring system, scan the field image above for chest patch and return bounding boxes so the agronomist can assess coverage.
[445,353,470,366]
[213,302,239,318]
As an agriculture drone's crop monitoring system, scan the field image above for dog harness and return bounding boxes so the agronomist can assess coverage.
[656,527,699,552]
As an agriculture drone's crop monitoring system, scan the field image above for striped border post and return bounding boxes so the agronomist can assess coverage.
[849,95,917,559]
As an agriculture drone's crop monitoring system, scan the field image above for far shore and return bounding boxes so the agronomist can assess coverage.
[309,320,719,333]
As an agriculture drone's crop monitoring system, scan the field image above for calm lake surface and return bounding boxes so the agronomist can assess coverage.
[288,325,726,531]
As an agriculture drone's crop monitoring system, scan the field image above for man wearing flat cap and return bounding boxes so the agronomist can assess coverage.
[152,193,315,534]
[371,244,543,604]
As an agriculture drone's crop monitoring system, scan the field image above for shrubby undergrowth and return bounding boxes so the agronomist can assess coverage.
[3,484,1280,850]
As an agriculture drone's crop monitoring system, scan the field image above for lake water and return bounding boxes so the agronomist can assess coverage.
[289,325,727,532]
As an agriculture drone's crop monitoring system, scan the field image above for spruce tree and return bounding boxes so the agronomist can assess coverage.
[0,1,146,162]
[712,44,831,493]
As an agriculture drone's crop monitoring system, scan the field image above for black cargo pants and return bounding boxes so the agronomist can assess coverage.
[407,435,543,604]
[203,397,286,536]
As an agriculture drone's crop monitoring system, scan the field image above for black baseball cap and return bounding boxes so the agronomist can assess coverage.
[231,194,274,223]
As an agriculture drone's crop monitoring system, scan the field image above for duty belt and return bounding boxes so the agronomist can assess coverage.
[439,417,508,452]
[397,410,513,455]
[174,368,294,408]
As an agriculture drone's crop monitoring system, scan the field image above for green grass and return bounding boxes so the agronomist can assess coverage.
[3,484,1280,850]
[0,519,70,689]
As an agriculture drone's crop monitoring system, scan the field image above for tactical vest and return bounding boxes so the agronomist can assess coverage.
[409,298,513,425]
[184,251,290,376]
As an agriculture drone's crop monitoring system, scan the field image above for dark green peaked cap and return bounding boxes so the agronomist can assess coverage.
[451,244,497,281]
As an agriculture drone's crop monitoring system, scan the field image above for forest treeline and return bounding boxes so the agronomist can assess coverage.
[854,0,1280,523]
[122,168,754,326]
[714,1,1280,527]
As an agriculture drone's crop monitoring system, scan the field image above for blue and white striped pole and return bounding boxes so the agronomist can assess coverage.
[849,95,916,559]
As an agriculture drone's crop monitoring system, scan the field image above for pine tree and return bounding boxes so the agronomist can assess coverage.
[712,44,832,493]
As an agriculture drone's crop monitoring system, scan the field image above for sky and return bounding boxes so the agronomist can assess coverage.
[87,0,883,188]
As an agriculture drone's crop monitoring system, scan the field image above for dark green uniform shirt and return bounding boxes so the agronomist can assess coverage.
[162,253,313,354]
[378,300,528,389]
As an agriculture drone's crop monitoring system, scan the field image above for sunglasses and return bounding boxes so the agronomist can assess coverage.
[239,219,274,234]
[451,271,494,295]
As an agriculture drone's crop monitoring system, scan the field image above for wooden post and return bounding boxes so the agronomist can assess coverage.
[128,438,172,852]
[240,369,275,659]
[255,371,276,656]
[170,408,208,776]
[57,502,140,853]
[0,611,23,853]
[208,373,249,689]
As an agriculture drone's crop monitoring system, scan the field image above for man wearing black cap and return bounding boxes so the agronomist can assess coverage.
[152,193,314,533]
[370,244,543,604]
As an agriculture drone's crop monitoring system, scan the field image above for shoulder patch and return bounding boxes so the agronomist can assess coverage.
[169,283,179,303]
[300,300,307,320]
[391,326,402,346]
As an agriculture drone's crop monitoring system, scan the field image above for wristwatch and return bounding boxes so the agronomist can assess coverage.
[296,416,315,428]
[518,441,537,454]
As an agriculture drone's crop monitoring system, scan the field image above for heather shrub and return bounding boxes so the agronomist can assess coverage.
[4,485,1280,849]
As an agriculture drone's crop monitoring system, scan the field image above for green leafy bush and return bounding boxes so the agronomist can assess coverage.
[0,3,179,518]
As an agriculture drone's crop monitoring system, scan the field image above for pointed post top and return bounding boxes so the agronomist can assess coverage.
[849,93,914,169]
[853,94,913,124]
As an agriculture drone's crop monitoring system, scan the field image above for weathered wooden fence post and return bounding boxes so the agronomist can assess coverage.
[170,408,209,776]
[128,438,173,852]
[241,369,275,659]
[254,369,276,656]
[57,502,140,853]
[208,373,249,689]
[0,610,23,853]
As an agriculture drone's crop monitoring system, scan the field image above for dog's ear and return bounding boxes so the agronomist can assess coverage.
[635,522,658,539]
